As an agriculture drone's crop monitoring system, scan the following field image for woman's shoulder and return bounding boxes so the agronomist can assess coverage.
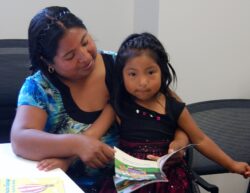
[18,71,53,107]
[99,50,117,56]
[99,50,117,95]
[23,71,56,93]
[24,71,42,85]
[99,50,117,61]
[25,71,47,85]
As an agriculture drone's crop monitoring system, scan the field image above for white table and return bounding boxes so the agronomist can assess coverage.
[0,143,85,193]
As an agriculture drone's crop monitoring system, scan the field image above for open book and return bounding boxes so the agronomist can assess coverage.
[114,144,195,193]
[0,177,64,193]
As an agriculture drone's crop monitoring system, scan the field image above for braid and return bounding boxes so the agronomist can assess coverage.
[117,32,176,93]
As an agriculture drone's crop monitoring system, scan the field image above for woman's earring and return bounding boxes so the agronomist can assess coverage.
[48,64,55,74]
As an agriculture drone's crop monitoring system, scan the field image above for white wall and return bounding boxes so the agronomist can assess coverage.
[158,0,250,104]
[134,0,159,36]
[0,0,134,51]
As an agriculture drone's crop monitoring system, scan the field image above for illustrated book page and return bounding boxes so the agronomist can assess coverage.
[0,177,64,193]
[113,144,196,193]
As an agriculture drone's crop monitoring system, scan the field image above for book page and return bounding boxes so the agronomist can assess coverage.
[114,176,168,193]
[114,145,199,193]
[157,144,196,176]
[114,147,160,181]
[0,177,64,193]
[115,147,158,168]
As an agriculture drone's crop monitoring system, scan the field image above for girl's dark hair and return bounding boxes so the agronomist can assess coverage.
[113,32,177,116]
[28,6,86,74]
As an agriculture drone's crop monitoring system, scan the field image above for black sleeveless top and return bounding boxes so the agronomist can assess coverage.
[119,97,185,141]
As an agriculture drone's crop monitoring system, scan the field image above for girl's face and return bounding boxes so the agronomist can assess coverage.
[123,53,161,103]
[53,27,97,81]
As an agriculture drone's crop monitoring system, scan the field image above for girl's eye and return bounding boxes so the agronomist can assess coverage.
[128,72,136,77]
[148,70,155,75]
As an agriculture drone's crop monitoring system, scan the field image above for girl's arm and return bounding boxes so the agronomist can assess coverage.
[178,107,250,177]
[168,90,190,152]
[168,128,189,153]
[84,104,115,139]
[147,128,189,161]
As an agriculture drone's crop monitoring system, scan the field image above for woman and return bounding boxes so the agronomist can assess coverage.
[10,6,119,192]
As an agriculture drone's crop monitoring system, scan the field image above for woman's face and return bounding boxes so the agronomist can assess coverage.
[53,27,97,81]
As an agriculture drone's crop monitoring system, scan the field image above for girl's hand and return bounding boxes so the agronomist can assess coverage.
[146,141,186,163]
[146,139,188,161]
[245,169,250,178]
[147,149,184,170]
[168,140,186,159]
[147,154,159,161]
[37,158,71,172]
[231,161,250,178]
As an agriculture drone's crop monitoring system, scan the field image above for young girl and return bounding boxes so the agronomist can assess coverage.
[99,32,250,193]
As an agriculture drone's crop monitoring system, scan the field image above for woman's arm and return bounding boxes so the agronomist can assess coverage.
[84,104,115,139]
[11,106,114,168]
[36,104,116,171]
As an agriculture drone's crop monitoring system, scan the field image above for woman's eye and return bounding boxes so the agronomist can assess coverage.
[65,53,75,60]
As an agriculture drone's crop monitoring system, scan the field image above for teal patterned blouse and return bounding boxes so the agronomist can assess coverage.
[17,51,119,188]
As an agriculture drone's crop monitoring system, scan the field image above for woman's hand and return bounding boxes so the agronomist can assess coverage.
[74,135,115,168]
